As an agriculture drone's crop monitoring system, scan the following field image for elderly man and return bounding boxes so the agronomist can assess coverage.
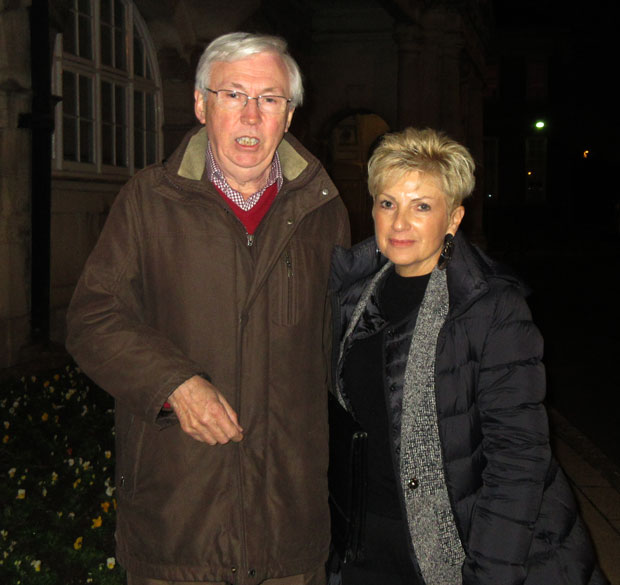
[66,32,350,585]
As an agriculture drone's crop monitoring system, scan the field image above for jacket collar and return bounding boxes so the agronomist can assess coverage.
[175,126,309,183]
[331,232,527,320]
[446,231,526,318]
[330,236,387,294]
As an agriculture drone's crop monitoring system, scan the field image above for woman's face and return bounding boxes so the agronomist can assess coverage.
[372,171,464,277]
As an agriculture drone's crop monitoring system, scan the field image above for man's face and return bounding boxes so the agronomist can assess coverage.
[194,52,295,194]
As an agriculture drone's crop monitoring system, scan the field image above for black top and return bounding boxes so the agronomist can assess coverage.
[341,267,429,577]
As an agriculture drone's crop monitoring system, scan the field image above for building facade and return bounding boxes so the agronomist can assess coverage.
[0,0,491,367]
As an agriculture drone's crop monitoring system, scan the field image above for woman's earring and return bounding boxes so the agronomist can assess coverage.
[437,233,454,270]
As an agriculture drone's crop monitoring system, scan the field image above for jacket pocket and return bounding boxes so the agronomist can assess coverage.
[270,238,328,327]
[272,246,299,326]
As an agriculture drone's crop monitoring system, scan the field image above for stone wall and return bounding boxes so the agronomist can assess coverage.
[0,1,32,367]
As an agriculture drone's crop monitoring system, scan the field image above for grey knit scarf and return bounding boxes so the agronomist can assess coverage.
[338,264,465,584]
[400,266,465,584]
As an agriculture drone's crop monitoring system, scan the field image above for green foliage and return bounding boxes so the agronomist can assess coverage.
[1,364,125,584]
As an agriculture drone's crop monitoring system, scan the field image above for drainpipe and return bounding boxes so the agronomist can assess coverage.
[19,0,53,345]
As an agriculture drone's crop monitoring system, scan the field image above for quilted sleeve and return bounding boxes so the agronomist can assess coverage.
[462,284,549,585]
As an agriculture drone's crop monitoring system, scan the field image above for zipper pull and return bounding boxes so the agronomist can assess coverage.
[284,250,293,277]
[246,233,254,247]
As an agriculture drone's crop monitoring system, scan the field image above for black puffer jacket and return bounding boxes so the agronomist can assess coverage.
[330,233,608,585]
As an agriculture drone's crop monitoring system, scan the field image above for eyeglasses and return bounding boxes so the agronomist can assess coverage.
[205,88,292,114]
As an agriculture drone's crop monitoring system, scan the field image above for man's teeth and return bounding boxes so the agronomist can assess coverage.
[237,137,259,146]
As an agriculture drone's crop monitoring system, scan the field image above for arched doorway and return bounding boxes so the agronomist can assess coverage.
[326,112,390,244]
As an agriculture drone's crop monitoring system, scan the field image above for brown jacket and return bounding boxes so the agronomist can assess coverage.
[66,126,350,583]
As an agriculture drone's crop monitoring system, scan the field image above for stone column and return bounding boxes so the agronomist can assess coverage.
[0,1,32,367]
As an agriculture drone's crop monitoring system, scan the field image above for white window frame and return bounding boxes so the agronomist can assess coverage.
[52,0,162,178]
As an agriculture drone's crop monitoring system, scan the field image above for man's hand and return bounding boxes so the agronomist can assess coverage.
[167,376,243,444]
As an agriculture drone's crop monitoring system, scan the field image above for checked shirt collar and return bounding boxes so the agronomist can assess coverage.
[206,141,283,211]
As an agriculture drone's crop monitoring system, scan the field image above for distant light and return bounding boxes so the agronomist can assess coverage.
[535,120,545,129]
[583,150,590,159]
[487,193,493,198]
[527,170,533,176]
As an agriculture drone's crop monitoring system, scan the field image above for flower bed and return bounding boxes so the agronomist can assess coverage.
[1,364,124,584]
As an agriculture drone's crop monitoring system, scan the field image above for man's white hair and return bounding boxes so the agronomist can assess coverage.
[195,32,304,107]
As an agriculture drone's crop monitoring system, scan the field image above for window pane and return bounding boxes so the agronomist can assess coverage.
[64,13,76,55]
[63,71,77,115]
[101,24,112,66]
[100,0,112,25]
[134,91,143,129]
[146,93,155,131]
[79,75,93,119]
[101,81,113,123]
[80,120,94,163]
[63,116,77,161]
[102,122,113,165]
[115,0,125,28]
[115,85,126,125]
[133,29,144,77]
[78,13,93,59]
[116,85,127,166]
[115,27,126,70]
[78,0,92,16]
[134,126,144,168]
[146,130,156,165]
[116,124,127,167]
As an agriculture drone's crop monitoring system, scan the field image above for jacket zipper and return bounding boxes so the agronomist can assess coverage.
[236,312,248,583]
[246,233,254,247]
[284,249,293,322]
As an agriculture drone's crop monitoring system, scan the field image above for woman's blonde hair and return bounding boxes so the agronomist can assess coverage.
[367,127,475,211]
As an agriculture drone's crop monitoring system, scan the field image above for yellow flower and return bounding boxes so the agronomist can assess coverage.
[91,516,103,529]
[41,413,49,422]
[104,450,112,459]
[8,468,16,478]
[73,536,83,550]
[31,559,42,572]
[106,557,116,569]
[51,471,58,483]
[43,380,50,388]
[101,501,111,513]
[16,489,26,499]
[73,478,81,489]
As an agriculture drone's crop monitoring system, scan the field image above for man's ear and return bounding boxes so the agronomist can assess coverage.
[194,90,206,125]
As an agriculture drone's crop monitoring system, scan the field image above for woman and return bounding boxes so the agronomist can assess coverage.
[329,128,607,585]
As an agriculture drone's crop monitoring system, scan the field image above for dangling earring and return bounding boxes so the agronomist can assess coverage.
[437,233,454,270]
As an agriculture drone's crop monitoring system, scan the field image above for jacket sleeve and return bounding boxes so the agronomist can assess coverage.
[65,179,204,427]
[323,199,351,395]
[462,284,550,585]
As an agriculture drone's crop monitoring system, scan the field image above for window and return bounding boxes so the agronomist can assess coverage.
[52,0,161,176]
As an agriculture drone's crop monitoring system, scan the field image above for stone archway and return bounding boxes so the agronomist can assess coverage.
[326,112,390,244]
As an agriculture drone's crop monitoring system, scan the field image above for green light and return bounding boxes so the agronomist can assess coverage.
[535,120,545,129]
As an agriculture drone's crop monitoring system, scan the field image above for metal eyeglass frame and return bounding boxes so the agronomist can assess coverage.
[204,88,292,112]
